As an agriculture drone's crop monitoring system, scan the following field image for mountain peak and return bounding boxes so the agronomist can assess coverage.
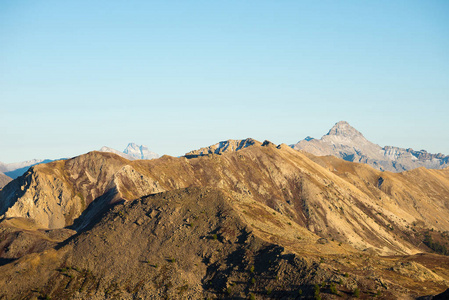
[326,121,364,138]
[100,143,159,160]
[123,143,159,160]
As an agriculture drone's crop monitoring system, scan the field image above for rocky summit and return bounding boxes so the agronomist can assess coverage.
[0,140,449,299]
[291,121,449,172]
[185,138,260,158]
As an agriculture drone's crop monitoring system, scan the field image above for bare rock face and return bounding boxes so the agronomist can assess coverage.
[185,138,261,158]
[0,152,164,229]
[292,121,449,172]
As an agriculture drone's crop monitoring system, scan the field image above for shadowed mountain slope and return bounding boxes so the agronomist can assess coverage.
[2,141,449,259]
[0,172,12,189]
[1,187,448,299]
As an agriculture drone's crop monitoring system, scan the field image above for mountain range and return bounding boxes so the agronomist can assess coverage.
[1,138,449,299]
[0,159,54,179]
[291,121,449,172]
[0,143,159,182]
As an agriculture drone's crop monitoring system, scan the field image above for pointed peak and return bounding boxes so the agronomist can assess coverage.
[326,121,364,138]
[125,142,139,149]
[123,143,159,160]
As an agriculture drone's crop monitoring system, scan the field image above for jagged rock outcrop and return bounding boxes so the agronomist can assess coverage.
[185,138,260,158]
[291,121,449,172]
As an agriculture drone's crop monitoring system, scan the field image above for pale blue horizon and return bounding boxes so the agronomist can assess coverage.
[1,0,448,163]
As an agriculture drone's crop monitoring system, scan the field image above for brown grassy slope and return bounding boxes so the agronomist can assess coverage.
[0,187,447,300]
[0,188,339,299]
[306,154,449,232]
[128,143,449,255]
[0,217,75,262]
[2,141,449,256]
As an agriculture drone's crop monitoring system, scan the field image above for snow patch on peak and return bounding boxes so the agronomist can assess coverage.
[100,147,136,161]
[123,143,159,160]
[100,143,159,161]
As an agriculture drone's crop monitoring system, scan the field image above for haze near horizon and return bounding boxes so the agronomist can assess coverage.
[1,1,448,163]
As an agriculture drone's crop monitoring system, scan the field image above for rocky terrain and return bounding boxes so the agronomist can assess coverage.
[100,142,159,160]
[0,140,449,299]
[185,138,260,158]
[291,121,449,172]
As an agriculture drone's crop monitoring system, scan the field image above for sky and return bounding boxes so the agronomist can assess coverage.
[1,0,448,163]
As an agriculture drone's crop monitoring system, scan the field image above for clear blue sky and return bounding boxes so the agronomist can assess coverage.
[1,0,448,163]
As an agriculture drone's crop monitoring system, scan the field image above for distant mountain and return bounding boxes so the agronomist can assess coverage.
[291,121,449,172]
[0,172,12,189]
[185,138,261,158]
[100,143,159,160]
[123,143,159,160]
[99,146,137,160]
[0,159,54,179]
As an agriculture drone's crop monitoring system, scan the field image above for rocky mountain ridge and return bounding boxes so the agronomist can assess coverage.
[1,139,449,298]
[2,140,449,254]
[185,138,260,158]
[291,121,449,172]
